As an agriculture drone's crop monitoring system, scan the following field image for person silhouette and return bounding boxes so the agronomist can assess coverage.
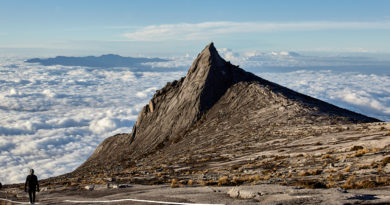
[25,169,39,204]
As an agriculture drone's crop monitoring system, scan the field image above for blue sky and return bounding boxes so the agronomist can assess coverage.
[1,0,390,56]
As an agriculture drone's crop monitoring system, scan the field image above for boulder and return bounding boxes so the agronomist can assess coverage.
[228,187,262,199]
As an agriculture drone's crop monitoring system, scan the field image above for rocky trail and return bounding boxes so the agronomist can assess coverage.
[2,183,390,205]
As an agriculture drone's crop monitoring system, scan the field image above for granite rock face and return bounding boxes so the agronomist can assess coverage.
[77,43,379,172]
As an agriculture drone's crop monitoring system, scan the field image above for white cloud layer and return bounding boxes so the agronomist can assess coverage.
[0,57,184,184]
[0,52,389,184]
[123,21,390,41]
[218,48,390,68]
[258,70,390,121]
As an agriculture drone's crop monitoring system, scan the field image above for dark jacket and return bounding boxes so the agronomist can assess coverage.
[25,174,39,192]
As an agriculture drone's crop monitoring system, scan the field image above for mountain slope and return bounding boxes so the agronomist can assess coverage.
[76,43,379,175]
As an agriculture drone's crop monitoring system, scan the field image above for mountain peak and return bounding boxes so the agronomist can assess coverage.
[187,42,225,76]
[183,43,248,113]
[202,42,218,57]
[77,43,379,172]
[79,43,246,167]
[206,41,215,48]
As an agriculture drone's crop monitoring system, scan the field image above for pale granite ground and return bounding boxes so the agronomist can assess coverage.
[2,184,390,205]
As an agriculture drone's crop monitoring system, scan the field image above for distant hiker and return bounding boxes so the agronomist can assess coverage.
[25,169,39,204]
[0,182,2,189]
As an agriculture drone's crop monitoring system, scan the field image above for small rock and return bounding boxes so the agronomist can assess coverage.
[239,190,261,199]
[228,187,240,198]
[118,184,128,188]
[85,185,94,191]
[337,188,348,193]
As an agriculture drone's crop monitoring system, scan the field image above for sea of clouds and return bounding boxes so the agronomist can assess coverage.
[1,50,389,184]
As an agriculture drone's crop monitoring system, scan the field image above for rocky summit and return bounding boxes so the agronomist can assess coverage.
[78,43,378,171]
[45,43,390,191]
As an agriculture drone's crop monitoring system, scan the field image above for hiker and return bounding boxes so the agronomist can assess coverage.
[25,169,39,204]
[0,182,2,190]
